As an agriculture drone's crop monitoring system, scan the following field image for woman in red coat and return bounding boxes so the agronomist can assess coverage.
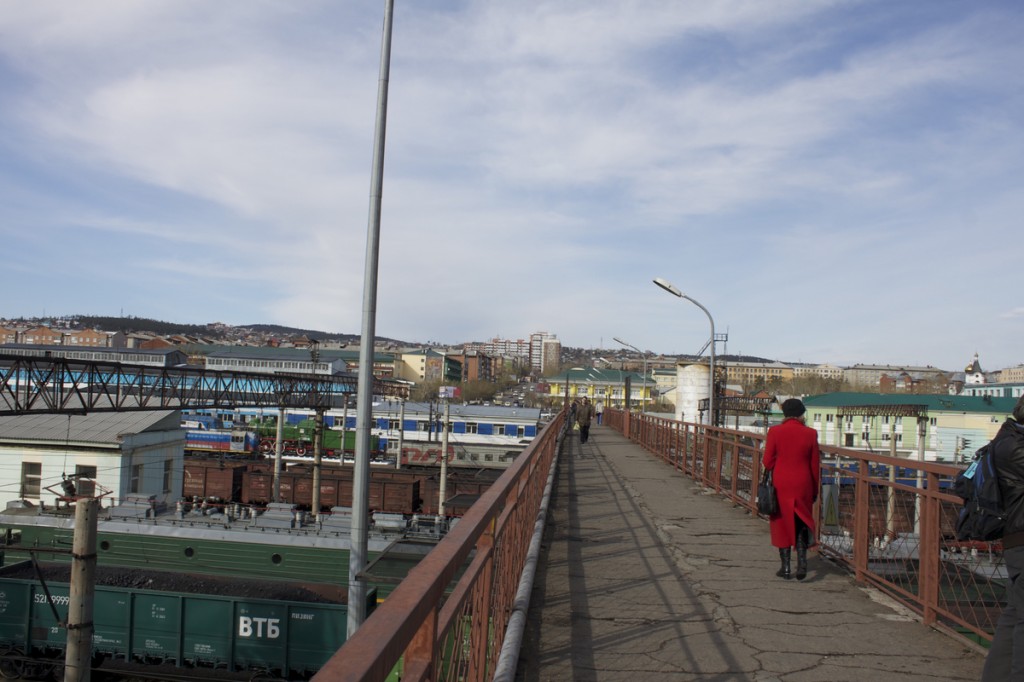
[762,398,821,580]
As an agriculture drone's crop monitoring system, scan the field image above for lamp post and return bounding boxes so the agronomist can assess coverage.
[653,277,715,426]
[349,0,395,638]
[613,337,647,414]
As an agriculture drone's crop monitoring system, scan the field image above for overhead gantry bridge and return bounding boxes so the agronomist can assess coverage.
[0,353,409,416]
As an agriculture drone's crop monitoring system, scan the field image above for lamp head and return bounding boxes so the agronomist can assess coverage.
[653,277,683,297]
[613,337,639,352]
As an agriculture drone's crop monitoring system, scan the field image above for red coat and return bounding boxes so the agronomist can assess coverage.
[762,417,821,548]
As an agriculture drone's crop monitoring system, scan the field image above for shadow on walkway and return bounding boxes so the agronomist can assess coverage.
[516,425,985,681]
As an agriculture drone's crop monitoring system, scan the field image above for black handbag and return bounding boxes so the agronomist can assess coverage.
[757,469,779,516]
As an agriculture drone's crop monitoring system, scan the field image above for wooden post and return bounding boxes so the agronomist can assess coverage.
[65,498,98,682]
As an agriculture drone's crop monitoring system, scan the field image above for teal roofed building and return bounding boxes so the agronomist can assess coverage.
[801,392,1018,464]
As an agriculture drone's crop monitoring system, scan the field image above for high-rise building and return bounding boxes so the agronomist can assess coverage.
[465,332,560,374]
[530,332,559,373]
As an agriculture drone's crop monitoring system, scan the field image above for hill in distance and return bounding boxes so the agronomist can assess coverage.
[28,315,412,346]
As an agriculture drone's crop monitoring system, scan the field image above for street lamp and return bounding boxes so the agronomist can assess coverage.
[653,277,715,426]
[613,337,647,414]
[349,0,395,637]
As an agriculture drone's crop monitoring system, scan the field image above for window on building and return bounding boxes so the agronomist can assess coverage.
[466,422,479,434]
[130,464,143,494]
[163,460,173,493]
[826,414,834,423]
[388,419,401,430]
[20,462,41,498]
[75,465,97,498]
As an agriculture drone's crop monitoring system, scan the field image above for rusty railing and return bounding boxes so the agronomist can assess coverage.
[313,411,566,681]
[606,408,999,648]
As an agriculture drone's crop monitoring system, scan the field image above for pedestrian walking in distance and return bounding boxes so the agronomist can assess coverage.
[576,397,595,444]
[762,398,820,580]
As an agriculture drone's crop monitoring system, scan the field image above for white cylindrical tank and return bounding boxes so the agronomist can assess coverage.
[676,362,710,424]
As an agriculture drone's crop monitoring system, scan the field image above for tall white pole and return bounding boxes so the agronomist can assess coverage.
[684,297,715,426]
[613,337,646,413]
[349,0,394,638]
[642,354,648,413]
[653,278,715,426]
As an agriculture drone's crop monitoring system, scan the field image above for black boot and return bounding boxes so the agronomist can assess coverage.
[776,548,791,580]
[795,527,809,581]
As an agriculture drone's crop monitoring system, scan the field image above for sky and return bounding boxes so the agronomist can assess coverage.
[1,1,1022,373]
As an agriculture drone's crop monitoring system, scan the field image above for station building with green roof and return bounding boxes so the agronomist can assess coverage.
[800,392,1018,464]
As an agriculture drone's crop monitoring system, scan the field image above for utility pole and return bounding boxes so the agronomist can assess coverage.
[65,498,98,682]
[273,408,285,502]
[342,394,349,458]
[396,399,404,470]
[312,409,324,519]
[438,399,450,520]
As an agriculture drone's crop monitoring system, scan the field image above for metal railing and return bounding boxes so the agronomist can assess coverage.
[606,408,999,649]
[313,411,567,681]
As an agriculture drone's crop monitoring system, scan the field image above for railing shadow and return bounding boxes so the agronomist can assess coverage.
[606,407,998,650]
[313,411,568,681]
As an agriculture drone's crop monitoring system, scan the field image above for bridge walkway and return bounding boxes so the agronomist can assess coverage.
[516,423,986,681]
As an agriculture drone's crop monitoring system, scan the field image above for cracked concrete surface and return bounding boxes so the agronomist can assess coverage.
[516,425,985,681]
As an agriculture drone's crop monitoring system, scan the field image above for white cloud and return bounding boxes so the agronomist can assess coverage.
[0,1,1023,370]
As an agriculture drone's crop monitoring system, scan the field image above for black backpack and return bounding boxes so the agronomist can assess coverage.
[953,441,1005,542]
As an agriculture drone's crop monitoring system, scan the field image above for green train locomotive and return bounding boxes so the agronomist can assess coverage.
[250,417,381,457]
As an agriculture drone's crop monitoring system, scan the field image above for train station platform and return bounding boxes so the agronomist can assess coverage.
[516,424,987,681]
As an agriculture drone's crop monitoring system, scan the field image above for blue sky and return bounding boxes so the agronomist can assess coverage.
[1,1,1022,373]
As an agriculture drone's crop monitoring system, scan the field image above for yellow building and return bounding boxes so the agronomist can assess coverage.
[547,367,650,409]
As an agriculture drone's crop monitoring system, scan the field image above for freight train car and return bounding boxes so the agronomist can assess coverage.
[182,459,500,518]
[416,467,505,516]
[240,464,423,514]
[183,456,248,501]
[0,561,376,680]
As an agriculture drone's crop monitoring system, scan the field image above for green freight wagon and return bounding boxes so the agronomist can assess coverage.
[0,561,374,680]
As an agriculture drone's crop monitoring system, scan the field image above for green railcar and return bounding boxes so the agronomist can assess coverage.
[0,561,375,680]
[0,505,436,601]
[252,418,381,455]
